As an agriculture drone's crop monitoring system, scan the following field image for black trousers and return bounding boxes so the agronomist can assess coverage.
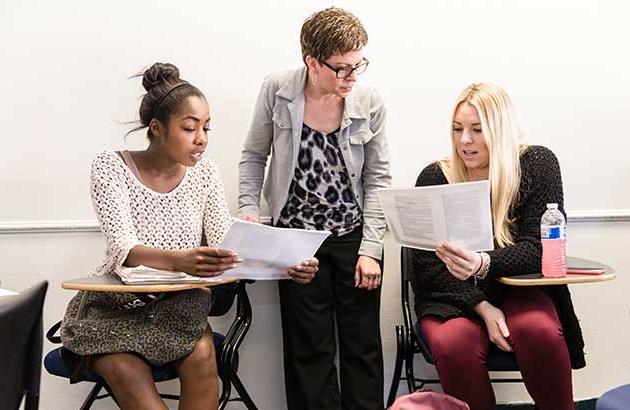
[278,226,384,410]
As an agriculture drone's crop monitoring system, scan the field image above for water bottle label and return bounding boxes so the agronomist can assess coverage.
[541,225,566,239]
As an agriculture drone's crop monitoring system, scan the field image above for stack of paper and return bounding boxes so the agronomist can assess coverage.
[116,266,222,285]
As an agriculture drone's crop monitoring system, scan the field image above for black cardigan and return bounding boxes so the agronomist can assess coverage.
[411,145,585,369]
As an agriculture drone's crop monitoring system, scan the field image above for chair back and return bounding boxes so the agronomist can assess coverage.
[210,281,253,360]
[209,282,240,316]
[0,281,48,410]
[400,247,436,364]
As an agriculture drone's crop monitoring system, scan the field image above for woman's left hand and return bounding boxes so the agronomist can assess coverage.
[287,257,319,284]
[355,256,382,290]
[436,241,482,281]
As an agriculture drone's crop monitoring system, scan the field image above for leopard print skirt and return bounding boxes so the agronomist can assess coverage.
[60,288,213,366]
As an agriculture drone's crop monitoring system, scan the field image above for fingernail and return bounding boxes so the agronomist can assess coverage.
[303,261,310,266]
[230,264,237,268]
[236,258,243,263]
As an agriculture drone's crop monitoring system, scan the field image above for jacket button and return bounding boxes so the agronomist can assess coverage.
[280,123,285,127]
[351,173,355,177]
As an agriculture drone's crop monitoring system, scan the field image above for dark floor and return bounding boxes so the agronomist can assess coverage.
[497,398,596,409]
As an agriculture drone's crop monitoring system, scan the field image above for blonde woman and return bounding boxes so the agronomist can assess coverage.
[239,7,390,410]
[412,83,584,410]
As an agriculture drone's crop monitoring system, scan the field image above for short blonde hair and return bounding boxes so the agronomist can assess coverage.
[439,83,527,247]
[300,7,368,64]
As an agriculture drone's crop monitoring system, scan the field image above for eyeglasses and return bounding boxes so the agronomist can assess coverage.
[321,58,369,79]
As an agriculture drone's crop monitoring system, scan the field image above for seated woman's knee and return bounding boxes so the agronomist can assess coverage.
[93,354,151,383]
[509,312,563,347]
[183,335,218,377]
[429,328,480,366]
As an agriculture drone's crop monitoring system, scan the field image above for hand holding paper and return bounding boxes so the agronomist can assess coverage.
[436,241,484,280]
[117,220,328,284]
[287,257,319,284]
[174,247,240,277]
[217,220,329,280]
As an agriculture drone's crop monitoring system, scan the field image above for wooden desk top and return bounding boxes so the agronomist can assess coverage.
[62,275,239,293]
[497,256,615,286]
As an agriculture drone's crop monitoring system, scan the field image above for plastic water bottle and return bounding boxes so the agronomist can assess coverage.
[541,203,567,277]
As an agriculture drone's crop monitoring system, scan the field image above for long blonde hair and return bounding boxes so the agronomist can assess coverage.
[439,83,527,247]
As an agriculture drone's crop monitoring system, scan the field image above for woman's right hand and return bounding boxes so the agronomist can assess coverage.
[287,257,319,284]
[240,215,260,223]
[474,301,512,352]
[174,247,240,277]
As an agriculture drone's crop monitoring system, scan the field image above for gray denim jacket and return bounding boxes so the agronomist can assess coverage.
[238,67,391,259]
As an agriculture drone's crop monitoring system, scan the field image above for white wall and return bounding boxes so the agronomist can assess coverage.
[2,0,630,220]
[1,0,629,409]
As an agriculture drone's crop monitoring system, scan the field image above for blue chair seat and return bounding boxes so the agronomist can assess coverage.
[45,332,225,384]
[486,344,520,372]
[597,384,630,410]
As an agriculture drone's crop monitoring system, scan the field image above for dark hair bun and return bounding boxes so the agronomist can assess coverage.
[142,63,180,92]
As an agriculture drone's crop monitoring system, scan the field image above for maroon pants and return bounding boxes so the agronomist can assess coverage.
[420,287,574,410]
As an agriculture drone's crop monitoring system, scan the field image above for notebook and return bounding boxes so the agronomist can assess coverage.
[567,259,606,275]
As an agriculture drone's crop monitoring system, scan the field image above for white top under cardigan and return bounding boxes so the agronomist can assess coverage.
[89,151,233,276]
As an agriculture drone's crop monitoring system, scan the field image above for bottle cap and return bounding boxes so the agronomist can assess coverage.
[547,203,558,209]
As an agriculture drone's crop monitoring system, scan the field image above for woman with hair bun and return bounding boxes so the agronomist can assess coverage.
[60,62,318,410]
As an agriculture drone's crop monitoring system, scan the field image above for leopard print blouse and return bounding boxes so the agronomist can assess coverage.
[278,123,362,236]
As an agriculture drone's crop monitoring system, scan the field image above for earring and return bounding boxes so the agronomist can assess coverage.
[311,74,318,88]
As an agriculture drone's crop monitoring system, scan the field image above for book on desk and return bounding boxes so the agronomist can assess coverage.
[567,259,606,275]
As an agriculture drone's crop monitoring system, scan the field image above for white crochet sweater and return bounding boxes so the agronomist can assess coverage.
[89,151,233,276]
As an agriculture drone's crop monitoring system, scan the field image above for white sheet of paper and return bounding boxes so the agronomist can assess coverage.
[218,220,331,280]
[377,180,494,251]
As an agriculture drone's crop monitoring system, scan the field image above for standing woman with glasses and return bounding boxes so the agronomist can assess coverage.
[239,7,390,410]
